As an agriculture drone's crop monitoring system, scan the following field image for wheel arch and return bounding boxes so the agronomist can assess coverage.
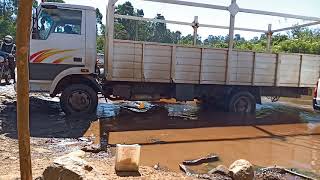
[225,86,261,104]
[50,68,101,97]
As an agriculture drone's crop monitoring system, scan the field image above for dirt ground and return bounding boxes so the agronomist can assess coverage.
[0,135,194,180]
[0,84,195,180]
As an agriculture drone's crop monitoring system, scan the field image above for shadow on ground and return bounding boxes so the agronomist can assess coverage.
[0,96,97,139]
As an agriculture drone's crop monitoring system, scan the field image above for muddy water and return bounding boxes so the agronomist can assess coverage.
[90,97,320,174]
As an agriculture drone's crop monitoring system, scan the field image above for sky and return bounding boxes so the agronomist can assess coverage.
[61,0,320,40]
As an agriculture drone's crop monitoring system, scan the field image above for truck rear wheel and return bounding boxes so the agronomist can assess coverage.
[228,91,256,114]
[60,84,98,116]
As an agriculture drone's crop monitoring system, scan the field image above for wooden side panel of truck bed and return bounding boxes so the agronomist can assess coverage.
[109,40,320,88]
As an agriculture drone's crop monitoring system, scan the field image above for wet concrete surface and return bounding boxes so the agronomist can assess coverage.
[0,84,320,176]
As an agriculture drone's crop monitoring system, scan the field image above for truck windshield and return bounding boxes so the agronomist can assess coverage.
[33,8,82,40]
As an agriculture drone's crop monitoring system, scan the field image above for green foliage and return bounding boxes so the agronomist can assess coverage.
[0,0,18,39]
[96,8,104,35]
[97,35,104,53]
[113,2,182,44]
[0,17,15,38]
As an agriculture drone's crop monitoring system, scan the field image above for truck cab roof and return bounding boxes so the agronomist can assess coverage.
[40,2,95,11]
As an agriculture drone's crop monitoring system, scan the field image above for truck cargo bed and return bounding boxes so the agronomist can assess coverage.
[106,39,320,88]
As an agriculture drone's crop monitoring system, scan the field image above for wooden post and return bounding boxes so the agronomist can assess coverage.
[226,0,238,84]
[16,0,33,179]
[192,16,199,46]
[105,0,117,81]
[266,24,272,52]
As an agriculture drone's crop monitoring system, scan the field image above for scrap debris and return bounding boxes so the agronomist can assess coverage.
[182,154,219,166]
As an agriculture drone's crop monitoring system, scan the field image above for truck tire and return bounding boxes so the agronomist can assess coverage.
[228,91,256,114]
[60,84,98,116]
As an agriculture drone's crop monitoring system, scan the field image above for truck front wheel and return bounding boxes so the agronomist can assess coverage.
[228,91,256,114]
[60,84,98,116]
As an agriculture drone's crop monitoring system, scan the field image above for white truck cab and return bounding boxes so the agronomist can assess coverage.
[29,3,101,115]
[30,3,97,94]
[314,79,320,111]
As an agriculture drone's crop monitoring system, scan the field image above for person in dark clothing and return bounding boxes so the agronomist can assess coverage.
[0,35,16,83]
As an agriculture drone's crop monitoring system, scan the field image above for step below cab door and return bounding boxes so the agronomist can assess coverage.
[29,5,86,91]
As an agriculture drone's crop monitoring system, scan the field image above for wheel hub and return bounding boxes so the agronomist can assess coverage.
[234,97,251,113]
[68,90,91,112]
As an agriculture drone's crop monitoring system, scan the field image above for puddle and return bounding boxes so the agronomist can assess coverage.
[91,97,320,175]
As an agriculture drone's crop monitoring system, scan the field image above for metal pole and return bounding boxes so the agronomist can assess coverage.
[192,16,199,46]
[226,0,238,84]
[266,24,272,52]
[142,0,320,22]
[16,0,33,179]
[273,21,320,33]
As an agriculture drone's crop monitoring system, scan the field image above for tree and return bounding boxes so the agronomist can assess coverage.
[0,0,17,38]
[179,34,201,45]
[96,8,103,35]
[150,14,172,43]
[115,1,140,40]
[97,35,104,53]
[171,31,181,44]
[33,0,39,8]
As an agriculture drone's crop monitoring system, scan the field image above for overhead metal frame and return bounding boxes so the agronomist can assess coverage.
[143,0,320,21]
[273,21,320,33]
[106,0,320,83]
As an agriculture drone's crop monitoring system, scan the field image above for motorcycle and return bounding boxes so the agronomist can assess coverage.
[0,51,13,84]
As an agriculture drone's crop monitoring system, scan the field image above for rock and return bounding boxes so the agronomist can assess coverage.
[208,173,233,180]
[229,159,254,180]
[81,144,101,153]
[42,153,97,180]
[9,156,17,160]
[208,165,232,176]
[5,156,17,160]
[153,163,160,170]
[67,150,86,158]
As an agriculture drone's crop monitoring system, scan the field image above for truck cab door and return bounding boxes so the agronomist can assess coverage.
[30,6,86,85]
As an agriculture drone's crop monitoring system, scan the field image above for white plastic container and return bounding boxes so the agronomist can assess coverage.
[115,144,141,172]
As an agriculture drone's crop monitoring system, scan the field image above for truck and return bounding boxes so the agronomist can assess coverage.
[29,0,320,115]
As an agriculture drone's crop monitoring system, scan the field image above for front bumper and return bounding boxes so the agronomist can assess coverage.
[313,99,320,111]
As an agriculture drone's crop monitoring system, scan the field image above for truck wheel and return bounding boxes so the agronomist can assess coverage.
[60,84,98,116]
[228,91,256,114]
